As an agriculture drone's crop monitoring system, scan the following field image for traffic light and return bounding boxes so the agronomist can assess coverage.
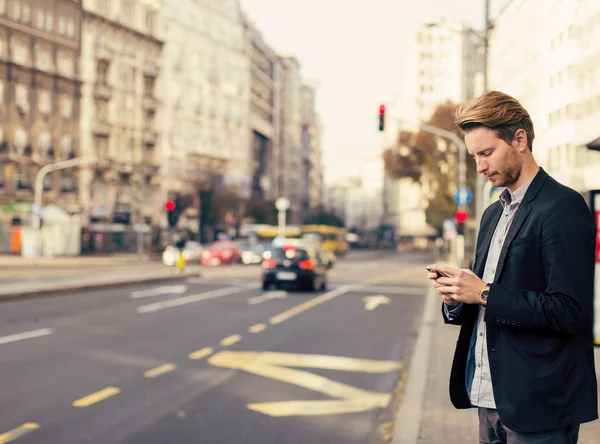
[165,200,178,228]
[455,210,468,236]
[378,104,386,131]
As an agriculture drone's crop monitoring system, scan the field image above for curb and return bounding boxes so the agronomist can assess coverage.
[0,272,202,302]
[392,286,438,444]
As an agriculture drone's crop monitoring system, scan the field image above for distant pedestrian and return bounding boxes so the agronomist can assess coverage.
[428,91,598,443]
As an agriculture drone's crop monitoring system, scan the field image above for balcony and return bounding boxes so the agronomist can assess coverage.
[115,161,133,174]
[95,154,111,170]
[91,119,111,136]
[139,161,160,176]
[143,59,160,77]
[142,94,158,110]
[94,82,113,100]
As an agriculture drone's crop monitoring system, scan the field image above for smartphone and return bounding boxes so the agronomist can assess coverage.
[426,266,449,278]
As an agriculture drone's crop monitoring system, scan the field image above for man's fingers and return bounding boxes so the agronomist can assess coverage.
[429,264,459,277]
[437,285,458,295]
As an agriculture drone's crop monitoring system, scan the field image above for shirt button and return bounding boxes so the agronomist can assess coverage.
[479,332,484,337]
[477,363,481,367]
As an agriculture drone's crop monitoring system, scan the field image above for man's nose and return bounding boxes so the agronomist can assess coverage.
[477,159,488,174]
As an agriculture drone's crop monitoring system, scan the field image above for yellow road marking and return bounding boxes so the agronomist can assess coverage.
[220,334,241,346]
[73,387,120,407]
[209,350,401,417]
[189,347,214,360]
[249,323,267,333]
[269,286,352,325]
[144,363,176,378]
[0,423,39,443]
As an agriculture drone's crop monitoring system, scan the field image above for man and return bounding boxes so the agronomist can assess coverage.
[428,91,598,443]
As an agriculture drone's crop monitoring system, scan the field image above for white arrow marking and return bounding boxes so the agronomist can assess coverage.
[0,328,53,345]
[130,285,188,299]
[248,291,288,305]
[362,295,391,311]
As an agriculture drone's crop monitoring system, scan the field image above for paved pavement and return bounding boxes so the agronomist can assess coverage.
[0,250,432,444]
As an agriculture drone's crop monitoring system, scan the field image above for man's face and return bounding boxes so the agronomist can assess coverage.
[465,126,523,189]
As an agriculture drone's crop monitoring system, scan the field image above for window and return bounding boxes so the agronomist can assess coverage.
[46,11,53,32]
[66,19,75,38]
[38,131,51,155]
[96,0,110,14]
[60,95,72,118]
[60,136,72,159]
[0,0,5,14]
[145,10,156,33]
[22,3,30,23]
[36,46,53,71]
[58,15,66,35]
[123,0,135,23]
[96,60,109,84]
[61,171,74,190]
[38,90,51,114]
[14,127,28,155]
[43,173,53,190]
[12,39,27,65]
[0,79,4,105]
[15,84,29,112]
[37,9,44,28]
[57,52,74,77]
[143,75,155,97]
[12,0,21,21]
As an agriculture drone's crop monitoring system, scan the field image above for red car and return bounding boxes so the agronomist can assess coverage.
[201,241,241,266]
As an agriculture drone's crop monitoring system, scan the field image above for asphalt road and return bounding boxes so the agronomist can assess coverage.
[0,250,433,444]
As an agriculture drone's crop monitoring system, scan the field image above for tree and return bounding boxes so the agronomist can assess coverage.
[414,101,477,232]
[303,207,345,227]
[382,130,425,182]
[245,197,278,225]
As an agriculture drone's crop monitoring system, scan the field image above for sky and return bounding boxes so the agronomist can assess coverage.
[239,0,508,184]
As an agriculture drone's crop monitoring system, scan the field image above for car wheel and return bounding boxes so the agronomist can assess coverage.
[262,282,270,291]
[320,277,327,292]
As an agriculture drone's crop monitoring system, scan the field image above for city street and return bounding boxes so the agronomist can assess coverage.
[0,251,431,444]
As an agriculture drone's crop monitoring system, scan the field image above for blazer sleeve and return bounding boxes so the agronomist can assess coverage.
[484,193,596,334]
[442,302,464,325]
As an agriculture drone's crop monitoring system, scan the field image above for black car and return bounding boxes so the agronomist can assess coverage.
[261,244,328,291]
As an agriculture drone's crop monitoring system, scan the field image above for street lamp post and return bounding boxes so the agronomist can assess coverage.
[275,197,291,238]
[32,155,97,262]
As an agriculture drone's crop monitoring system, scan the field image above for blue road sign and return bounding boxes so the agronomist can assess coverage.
[454,186,473,206]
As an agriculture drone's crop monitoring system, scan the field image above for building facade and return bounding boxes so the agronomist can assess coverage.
[79,0,163,226]
[160,0,248,233]
[416,22,485,122]
[0,0,83,252]
[277,55,302,224]
[488,0,600,194]
[299,81,324,218]
[245,17,279,203]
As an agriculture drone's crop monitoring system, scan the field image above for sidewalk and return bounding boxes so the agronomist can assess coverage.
[392,288,600,443]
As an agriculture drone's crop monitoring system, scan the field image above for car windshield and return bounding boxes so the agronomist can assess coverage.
[270,247,310,261]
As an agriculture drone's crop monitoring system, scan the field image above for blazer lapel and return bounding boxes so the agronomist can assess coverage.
[474,203,502,278]
[492,168,548,282]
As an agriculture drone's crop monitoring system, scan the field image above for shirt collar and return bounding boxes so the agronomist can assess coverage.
[499,176,534,207]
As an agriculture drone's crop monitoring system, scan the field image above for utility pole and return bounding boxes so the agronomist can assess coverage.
[475,0,492,225]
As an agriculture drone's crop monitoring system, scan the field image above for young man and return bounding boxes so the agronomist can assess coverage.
[428,91,598,443]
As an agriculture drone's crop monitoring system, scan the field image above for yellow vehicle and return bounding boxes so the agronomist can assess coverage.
[300,225,349,256]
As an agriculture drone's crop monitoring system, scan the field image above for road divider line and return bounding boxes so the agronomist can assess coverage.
[269,286,354,325]
[220,334,242,346]
[249,323,267,334]
[73,387,120,407]
[189,347,214,360]
[137,284,258,314]
[0,423,39,443]
[144,363,176,378]
[0,328,53,346]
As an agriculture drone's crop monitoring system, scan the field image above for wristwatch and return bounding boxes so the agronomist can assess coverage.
[479,284,491,304]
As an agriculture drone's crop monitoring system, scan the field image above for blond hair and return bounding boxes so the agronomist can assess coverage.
[454,91,535,151]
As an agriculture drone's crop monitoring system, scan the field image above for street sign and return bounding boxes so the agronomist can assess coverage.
[454,185,473,206]
[31,203,43,216]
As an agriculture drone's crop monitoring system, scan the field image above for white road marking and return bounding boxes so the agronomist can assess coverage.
[248,291,288,305]
[137,284,259,314]
[0,328,53,345]
[130,285,188,299]
[353,285,425,296]
[362,295,391,311]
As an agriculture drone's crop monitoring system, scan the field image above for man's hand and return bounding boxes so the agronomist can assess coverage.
[427,264,487,306]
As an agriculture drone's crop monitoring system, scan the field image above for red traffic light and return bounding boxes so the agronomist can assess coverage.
[165,200,176,211]
[379,104,386,115]
[455,210,468,223]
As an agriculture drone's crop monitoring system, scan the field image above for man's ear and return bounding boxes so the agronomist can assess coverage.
[513,129,528,153]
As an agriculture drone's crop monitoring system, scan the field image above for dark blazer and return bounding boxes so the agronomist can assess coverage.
[443,168,598,432]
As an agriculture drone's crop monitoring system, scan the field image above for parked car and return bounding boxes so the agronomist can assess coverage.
[162,241,204,266]
[261,243,328,291]
[201,241,241,266]
[240,241,269,265]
